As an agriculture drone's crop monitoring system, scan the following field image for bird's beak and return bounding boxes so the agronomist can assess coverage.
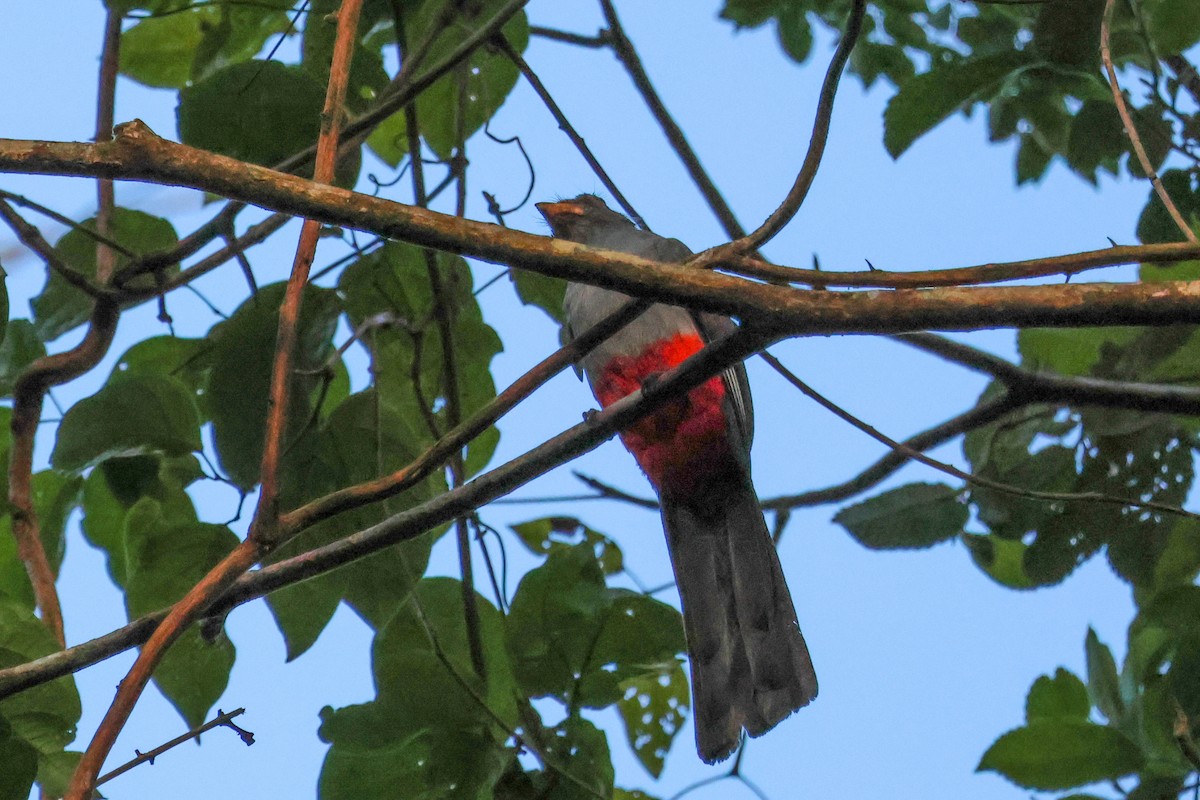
[535,200,584,233]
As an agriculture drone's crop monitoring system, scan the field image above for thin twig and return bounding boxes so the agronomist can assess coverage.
[598,0,742,239]
[493,32,644,228]
[701,0,866,257]
[529,25,609,48]
[66,3,366,796]
[572,472,659,509]
[1165,55,1200,106]
[761,392,1020,510]
[251,0,364,540]
[95,708,253,788]
[0,200,116,300]
[760,351,1200,521]
[1101,0,1197,242]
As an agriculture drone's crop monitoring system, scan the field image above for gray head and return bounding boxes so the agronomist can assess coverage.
[535,194,635,243]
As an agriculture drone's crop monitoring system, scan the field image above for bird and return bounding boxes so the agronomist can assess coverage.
[535,194,817,763]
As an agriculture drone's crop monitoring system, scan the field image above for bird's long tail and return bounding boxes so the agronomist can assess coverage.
[662,479,818,763]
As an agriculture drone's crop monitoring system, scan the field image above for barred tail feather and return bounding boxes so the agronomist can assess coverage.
[662,481,817,763]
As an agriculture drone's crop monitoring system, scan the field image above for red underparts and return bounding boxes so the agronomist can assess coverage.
[593,332,733,498]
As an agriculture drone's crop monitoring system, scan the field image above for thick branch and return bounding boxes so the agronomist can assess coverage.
[0,315,760,703]
[5,126,1200,333]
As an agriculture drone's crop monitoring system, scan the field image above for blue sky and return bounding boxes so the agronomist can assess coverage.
[4,2,1158,798]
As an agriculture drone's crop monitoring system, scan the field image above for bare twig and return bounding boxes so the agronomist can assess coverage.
[95,708,253,789]
[572,472,659,509]
[0,200,115,300]
[598,0,744,239]
[761,392,1020,510]
[67,3,366,796]
[898,332,1200,413]
[721,240,1185,289]
[1174,708,1200,771]
[529,25,610,48]
[1165,55,1200,106]
[1101,0,1197,242]
[702,0,866,256]
[760,351,1200,521]
[493,32,644,228]
[252,0,363,539]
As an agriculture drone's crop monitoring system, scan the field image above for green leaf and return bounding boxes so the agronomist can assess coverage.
[319,579,515,800]
[1125,107,1174,180]
[506,544,610,700]
[884,52,1030,158]
[178,60,325,167]
[719,0,783,28]
[964,533,1036,589]
[1016,132,1055,185]
[1018,327,1140,376]
[205,282,339,489]
[527,717,614,800]
[511,516,624,575]
[616,661,689,778]
[0,320,44,398]
[80,455,200,587]
[110,335,211,416]
[0,722,38,800]
[337,243,501,474]
[834,482,966,550]
[368,0,528,162]
[34,209,178,342]
[35,749,81,800]
[25,470,81,577]
[775,5,813,63]
[511,269,567,323]
[1066,101,1125,182]
[1026,667,1090,722]
[1085,628,1124,724]
[191,3,294,83]
[267,391,440,645]
[0,598,81,756]
[1143,0,1200,55]
[1033,0,1106,69]
[51,374,203,472]
[120,8,207,88]
[977,720,1143,789]
[123,499,239,726]
[1137,170,1200,244]
[302,0,389,114]
[506,545,685,708]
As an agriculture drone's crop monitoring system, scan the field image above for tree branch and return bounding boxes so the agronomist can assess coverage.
[702,0,866,257]
[1101,0,1197,242]
[69,2,366,795]
[1,314,763,704]
[493,32,645,229]
[597,0,738,237]
[761,352,1199,520]
[6,125,1200,334]
[761,392,1021,509]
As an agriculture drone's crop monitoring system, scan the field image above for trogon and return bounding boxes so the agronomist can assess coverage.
[536,194,817,763]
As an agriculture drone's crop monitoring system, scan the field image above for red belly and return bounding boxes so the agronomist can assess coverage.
[592,332,733,497]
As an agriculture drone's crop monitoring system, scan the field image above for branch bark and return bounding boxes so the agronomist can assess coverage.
[4,125,1200,334]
